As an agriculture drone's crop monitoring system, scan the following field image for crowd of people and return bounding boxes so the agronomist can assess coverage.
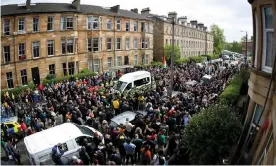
[1,60,243,165]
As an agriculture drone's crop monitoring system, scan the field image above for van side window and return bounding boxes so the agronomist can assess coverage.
[75,136,93,146]
[58,143,68,152]
[134,79,143,87]
[125,83,132,91]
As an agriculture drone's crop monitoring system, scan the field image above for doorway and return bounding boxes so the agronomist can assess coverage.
[124,56,129,65]
[31,67,40,85]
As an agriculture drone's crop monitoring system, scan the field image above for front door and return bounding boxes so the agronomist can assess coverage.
[124,56,129,65]
[31,67,40,85]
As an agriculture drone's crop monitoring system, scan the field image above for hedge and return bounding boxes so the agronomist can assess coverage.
[151,61,163,67]
[175,58,190,65]
[207,54,220,60]
[220,69,250,104]
[1,81,35,100]
[190,56,204,63]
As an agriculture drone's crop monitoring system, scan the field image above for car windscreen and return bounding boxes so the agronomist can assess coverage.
[74,124,93,136]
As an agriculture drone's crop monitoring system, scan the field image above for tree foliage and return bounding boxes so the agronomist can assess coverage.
[210,24,226,54]
[184,102,242,165]
[224,41,242,53]
[164,44,181,61]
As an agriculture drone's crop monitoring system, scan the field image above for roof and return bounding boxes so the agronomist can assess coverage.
[24,123,83,154]
[110,111,137,126]
[119,71,151,83]
[1,3,151,21]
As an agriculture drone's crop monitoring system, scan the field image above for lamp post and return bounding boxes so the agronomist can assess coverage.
[148,15,176,97]
[240,30,248,65]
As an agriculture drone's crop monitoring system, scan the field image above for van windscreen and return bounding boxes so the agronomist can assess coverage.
[74,124,93,136]
[115,81,127,92]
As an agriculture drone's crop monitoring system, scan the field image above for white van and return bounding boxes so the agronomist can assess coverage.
[24,123,104,165]
[114,71,152,93]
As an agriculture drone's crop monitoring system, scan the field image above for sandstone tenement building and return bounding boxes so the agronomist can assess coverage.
[1,0,154,89]
[141,10,214,61]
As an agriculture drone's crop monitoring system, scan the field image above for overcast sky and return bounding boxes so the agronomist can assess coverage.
[2,0,253,42]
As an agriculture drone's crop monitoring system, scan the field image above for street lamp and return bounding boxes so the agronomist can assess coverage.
[147,15,176,98]
[240,30,248,65]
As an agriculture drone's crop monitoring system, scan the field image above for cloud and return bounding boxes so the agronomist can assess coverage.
[1,0,253,42]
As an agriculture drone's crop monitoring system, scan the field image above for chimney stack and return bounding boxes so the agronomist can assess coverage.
[187,23,191,27]
[26,0,31,10]
[190,20,198,28]
[141,7,150,16]
[72,0,80,10]
[168,12,177,22]
[131,8,138,13]
[177,16,187,25]
[203,26,207,31]
[110,5,120,13]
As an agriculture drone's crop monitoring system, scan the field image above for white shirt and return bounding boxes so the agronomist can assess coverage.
[125,121,133,132]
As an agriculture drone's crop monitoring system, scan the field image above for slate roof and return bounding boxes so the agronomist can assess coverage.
[1,3,151,21]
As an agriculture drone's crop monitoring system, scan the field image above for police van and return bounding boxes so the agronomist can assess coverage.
[24,123,104,165]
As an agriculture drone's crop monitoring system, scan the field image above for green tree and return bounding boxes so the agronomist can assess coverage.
[184,102,242,165]
[164,44,181,61]
[231,41,242,53]
[210,24,226,54]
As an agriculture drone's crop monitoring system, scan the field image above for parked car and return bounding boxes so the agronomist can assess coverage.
[221,55,230,60]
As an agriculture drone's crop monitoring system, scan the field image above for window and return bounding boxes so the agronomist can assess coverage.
[6,72,14,89]
[32,42,40,58]
[254,12,258,68]
[141,39,145,49]
[68,62,75,75]
[33,17,39,32]
[134,77,150,87]
[93,59,100,72]
[47,16,54,31]
[126,21,130,31]
[62,63,67,75]
[18,43,25,59]
[117,56,122,66]
[61,16,73,30]
[134,21,138,32]
[4,19,10,35]
[262,6,274,72]
[145,23,149,33]
[87,16,99,30]
[88,38,99,52]
[61,40,66,54]
[126,38,130,50]
[141,22,144,32]
[145,38,149,48]
[3,46,11,63]
[18,18,25,31]
[47,40,54,56]
[116,38,121,50]
[107,38,112,51]
[49,64,55,74]
[252,104,265,126]
[134,38,138,49]
[107,19,112,30]
[116,19,121,31]
[134,55,138,65]
[108,57,112,67]
[67,39,74,53]
[20,69,27,85]
[166,39,168,45]
[257,132,273,165]
[145,54,149,64]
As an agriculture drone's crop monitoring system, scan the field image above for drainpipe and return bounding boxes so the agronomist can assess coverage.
[13,16,19,87]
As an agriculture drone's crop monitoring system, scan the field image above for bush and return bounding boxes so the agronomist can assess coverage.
[175,58,190,65]
[220,69,250,104]
[184,102,242,164]
[80,69,91,73]
[45,74,56,80]
[151,61,163,67]
[190,56,204,63]
[207,54,220,60]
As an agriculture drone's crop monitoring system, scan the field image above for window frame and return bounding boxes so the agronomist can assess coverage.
[107,57,112,67]
[116,38,121,50]
[116,19,121,31]
[3,46,11,63]
[6,72,14,89]
[134,38,138,49]
[93,59,100,72]
[49,64,55,75]
[18,43,26,59]
[92,38,99,52]
[126,21,130,32]
[47,16,54,31]
[106,38,112,51]
[18,17,25,31]
[32,41,40,58]
[47,40,54,56]
[145,54,149,64]
[68,62,75,75]
[134,21,138,32]
[107,19,112,30]
[261,6,274,73]
[61,16,74,30]
[117,56,122,66]
[254,11,258,68]
[3,19,10,35]
[67,39,74,54]
[145,23,149,33]
[134,55,138,65]
[20,69,28,85]
[32,17,40,32]
[126,38,130,50]
[61,39,66,55]
[62,63,67,75]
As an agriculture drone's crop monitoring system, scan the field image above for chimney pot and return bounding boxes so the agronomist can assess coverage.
[72,0,80,10]
[26,0,31,10]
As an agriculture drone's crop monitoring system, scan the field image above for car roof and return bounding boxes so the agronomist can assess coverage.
[119,71,151,83]
[24,123,83,154]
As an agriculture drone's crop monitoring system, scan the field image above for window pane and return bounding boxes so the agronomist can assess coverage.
[264,7,273,29]
[67,39,74,53]
[265,32,275,67]
[253,104,264,125]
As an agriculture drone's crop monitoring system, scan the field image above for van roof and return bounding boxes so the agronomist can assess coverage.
[119,71,151,83]
[24,123,83,154]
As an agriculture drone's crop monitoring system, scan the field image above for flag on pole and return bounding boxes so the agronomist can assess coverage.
[162,56,167,68]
